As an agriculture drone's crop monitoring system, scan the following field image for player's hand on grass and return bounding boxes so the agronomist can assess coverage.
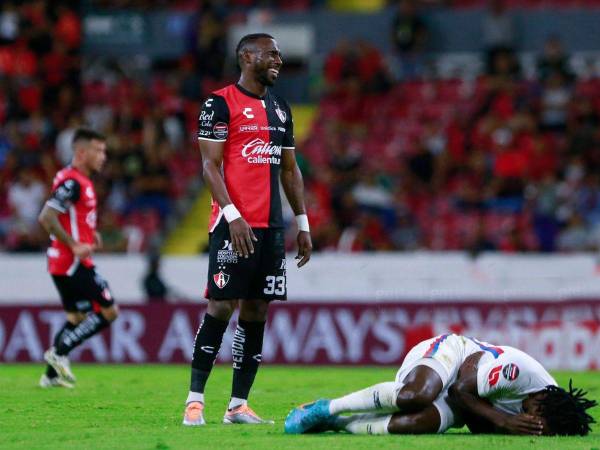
[295,231,312,268]
[229,217,257,258]
[71,242,94,259]
[498,413,544,435]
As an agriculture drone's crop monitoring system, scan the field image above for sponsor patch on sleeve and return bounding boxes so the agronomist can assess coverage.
[213,122,228,140]
[502,363,519,381]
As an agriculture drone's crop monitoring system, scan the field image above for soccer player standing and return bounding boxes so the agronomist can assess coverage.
[183,33,312,425]
[38,128,119,388]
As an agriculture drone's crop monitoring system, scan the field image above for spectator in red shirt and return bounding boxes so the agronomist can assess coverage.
[54,4,81,50]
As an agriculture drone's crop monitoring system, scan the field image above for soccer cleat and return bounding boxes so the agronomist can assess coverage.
[223,404,274,424]
[284,399,332,434]
[43,347,76,384]
[305,414,345,433]
[284,406,306,434]
[39,374,74,389]
[183,401,206,426]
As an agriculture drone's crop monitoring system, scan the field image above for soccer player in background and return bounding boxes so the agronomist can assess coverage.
[285,334,596,436]
[182,33,312,425]
[38,128,119,388]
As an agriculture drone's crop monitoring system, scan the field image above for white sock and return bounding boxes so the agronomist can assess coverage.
[228,396,247,410]
[186,391,204,404]
[341,413,392,435]
[329,382,402,415]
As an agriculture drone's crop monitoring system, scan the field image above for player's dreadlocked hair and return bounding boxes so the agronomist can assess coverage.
[236,33,275,68]
[539,380,597,436]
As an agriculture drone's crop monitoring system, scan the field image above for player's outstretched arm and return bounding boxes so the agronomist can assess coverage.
[280,149,312,267]
[38,204,93,259]
[448,353,543,435]
[199,139,256,258]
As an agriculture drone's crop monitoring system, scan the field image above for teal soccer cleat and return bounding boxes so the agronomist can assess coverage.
[284,399,332,434]
[284,406,305,434]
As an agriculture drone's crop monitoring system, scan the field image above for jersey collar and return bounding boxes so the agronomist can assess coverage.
[235,83,267,100]
[68,164,87,178]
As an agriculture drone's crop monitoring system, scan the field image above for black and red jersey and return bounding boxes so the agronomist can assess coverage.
[198,83,295,230]
[45,166,97,275]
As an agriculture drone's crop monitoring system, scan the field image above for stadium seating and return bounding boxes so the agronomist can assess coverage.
[302,65,600,251]
[0,1,203,253]
[3,1,600,254]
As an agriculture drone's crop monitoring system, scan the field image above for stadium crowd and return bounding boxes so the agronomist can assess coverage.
[0,0,205,252]
[1,0,600,254]
[302,32,600,252]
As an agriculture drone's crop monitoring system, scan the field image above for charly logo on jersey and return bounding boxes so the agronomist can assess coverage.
[213,122,228,139]
[213,271,230,289]
[502,363,519,381]
[241,138,282,164]
[55,185,70,202]
[55,179,76,202]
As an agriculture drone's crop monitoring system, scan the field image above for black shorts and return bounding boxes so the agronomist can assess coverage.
[206,218,287,301]
[51,264,115,313]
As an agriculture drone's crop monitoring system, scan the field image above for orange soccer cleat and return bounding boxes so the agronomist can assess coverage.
[223,404,274,425]
[182,401,206,426]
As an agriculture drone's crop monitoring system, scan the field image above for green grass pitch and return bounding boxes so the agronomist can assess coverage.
[0,365,599,450]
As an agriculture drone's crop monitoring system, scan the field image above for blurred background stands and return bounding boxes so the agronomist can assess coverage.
[2,0,600,256]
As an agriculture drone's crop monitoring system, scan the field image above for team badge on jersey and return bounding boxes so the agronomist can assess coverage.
[213,271,230,289]
[275,106,286,123]
[502,363,519,381]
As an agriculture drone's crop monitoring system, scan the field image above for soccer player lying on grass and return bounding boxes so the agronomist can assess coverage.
[285,334,596,436]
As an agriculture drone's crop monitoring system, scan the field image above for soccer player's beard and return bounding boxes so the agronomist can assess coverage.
[255,66,275,87]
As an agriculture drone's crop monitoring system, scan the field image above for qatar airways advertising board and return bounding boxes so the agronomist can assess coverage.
[1,301,599,370]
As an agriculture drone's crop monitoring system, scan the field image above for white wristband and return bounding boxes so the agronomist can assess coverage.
[222,204,241,223]
[295,214,310,232]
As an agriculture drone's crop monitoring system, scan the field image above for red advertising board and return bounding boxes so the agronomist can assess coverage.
[1,301,599,369]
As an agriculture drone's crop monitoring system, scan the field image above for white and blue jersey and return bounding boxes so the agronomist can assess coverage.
[394,333,507,433]
[476,345,557,415]
[397,334,502,388]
